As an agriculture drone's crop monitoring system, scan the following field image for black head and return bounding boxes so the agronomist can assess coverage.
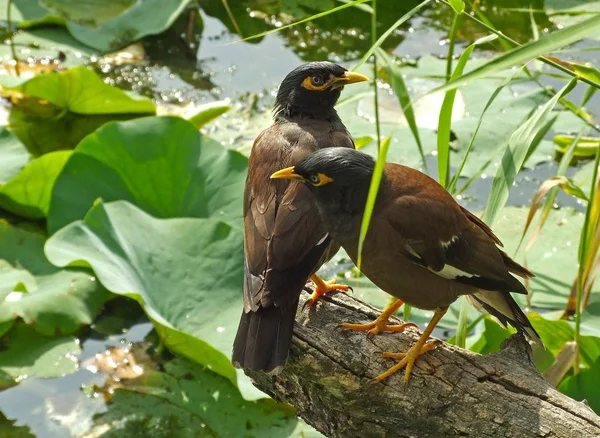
[274,62,368,120]
[271,147,375,192]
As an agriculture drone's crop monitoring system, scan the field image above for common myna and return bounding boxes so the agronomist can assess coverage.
[271,147,542,382]
[232,63,369,372]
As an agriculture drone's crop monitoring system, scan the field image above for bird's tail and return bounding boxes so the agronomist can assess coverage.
[232,298,299,373]
[467,290,542,346]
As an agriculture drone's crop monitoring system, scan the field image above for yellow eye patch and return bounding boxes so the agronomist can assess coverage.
[301,75,331,91]
[310,173,334,186]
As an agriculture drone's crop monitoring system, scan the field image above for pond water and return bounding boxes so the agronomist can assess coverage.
[1,0,599,436]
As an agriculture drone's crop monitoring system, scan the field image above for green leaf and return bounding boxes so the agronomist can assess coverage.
[0,412,34,437]
[559,358,600,415]
[8,27,97,67]
[1,0,192,52]
[84,357,297,437]
[186,100,232,128]
[46,200,244,380]
[554,135,600,158]
[152,320,237,385]
[0,151,71,219]
[545,0,600,32]
[7,97,137,157]
[0,66,155,115]
[0,221,110,336]
[468,317,513,354]
[483,78,577,226]
[528,313,600,369]
[48,116,248,234]
[0,127,29,184]
[448,0,465,14]
[0,323,80,379]
[430,14,600,95]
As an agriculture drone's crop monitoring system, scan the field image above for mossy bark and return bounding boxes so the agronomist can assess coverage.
[246,291,600,438]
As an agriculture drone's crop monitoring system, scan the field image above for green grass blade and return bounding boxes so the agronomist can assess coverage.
[455,296,470,348]
[438,34,497,188]
[403,304,412,322]
[581,85,598,107]
[575,145,600,367]
[430,13,600,95]
[353,0,433,70]
[448,69,521,193]
[377,48,426,170]
[446,13,462,81]
[483,78,577,226]
[356,135,391,270]
[371,0,381,149]
[226,0,370,44]
[437,43,475,188]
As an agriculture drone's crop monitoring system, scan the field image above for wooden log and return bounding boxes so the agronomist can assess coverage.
[245,291,600,438]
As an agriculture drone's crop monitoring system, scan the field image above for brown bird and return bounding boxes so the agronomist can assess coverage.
[232,63,369,372]
[271,147,542,382]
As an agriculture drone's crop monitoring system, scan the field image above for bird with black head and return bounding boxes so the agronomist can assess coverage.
[232,63,369,373]
[272,147,542,383]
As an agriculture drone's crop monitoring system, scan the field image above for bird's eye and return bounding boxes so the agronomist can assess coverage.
[311,76,323,85]
[309,174,321,184]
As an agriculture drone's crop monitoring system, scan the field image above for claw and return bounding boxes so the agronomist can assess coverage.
[304,276,351,309]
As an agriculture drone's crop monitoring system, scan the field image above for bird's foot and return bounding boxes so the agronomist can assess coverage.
[341,319,417,338]
[375,340,441,383]
[304,276,351,309]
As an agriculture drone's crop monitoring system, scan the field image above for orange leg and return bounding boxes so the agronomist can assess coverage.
[342,299,417,337]
[304,274,351,309]
[376,309,447,383]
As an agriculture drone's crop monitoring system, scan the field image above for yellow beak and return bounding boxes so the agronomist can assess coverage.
[270,166,305,181]
[330,71,370,89]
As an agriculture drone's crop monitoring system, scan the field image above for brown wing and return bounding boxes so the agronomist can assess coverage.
[383,164,528,294]
[234,122,353,371]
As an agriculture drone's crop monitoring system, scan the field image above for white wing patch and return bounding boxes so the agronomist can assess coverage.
[429,264,477,280]
[316,233,329,246]
[440,235,459,249]
[404,244,421,259]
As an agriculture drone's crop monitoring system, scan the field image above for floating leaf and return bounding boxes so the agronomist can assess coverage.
[46,200,244,380]
[1,0,193,52]
[0,221,110,337]
[186,100,232,128]
[554,135,600,158]
[82,356,297,437]
[0,151,71,219]
[48,116,247,233]
[0,411,34,437]
[0,323,80,379]
[0,66,155,115]
[0,128,29,184]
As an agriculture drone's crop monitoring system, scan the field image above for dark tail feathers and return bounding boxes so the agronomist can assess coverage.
[468,290,542,346]
[232,298,299,373]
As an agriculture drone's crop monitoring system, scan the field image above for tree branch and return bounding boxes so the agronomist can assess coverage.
[245,291,600,438]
